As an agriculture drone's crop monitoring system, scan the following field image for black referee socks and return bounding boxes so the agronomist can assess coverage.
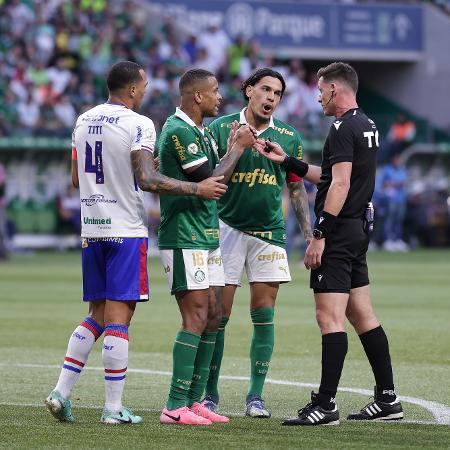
[359,325,396,401]
[318,332,348,408]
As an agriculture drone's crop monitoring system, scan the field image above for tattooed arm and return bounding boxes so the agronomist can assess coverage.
[131,150,227,200]
[287,180,313,243]
[211,123,256,183]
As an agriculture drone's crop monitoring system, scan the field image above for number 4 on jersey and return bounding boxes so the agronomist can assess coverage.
[85,141,104,184]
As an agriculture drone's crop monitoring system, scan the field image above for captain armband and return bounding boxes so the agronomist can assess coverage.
[184,161,213,182]
[281,156,309,178]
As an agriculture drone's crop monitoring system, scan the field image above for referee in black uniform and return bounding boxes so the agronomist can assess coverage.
[254,62,403,426]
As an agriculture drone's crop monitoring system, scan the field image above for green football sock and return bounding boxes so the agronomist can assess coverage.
[167,330,200,410]
[248,307,274,397]
[187,330,217,405]
[205,316,229,398]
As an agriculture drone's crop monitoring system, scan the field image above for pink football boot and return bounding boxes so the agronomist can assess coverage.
[160,406,212,425]
[190,402,230,423]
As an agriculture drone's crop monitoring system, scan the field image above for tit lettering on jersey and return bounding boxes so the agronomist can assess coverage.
[315,108,378,218]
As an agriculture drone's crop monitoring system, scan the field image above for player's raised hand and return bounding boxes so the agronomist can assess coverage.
[235,124,257,150]
[225,121,239,154]
[196,175,228,200]
[253,139,287,163]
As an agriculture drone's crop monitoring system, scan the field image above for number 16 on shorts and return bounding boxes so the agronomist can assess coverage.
[159,248,225,295]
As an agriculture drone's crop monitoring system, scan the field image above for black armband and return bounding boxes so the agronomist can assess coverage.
[313,211,337,240]
[184,161,213,182]
[281,156,309,177]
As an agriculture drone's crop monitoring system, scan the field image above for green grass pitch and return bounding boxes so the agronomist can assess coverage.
[1,250,449,449]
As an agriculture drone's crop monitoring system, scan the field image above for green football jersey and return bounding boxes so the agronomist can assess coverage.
[158,109,220,249]
[208,109,304,247]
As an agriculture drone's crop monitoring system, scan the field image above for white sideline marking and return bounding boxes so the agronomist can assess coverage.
[2,363,450,425]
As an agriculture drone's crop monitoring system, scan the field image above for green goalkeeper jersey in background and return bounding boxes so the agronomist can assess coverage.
[158,108,220,249]
[208,109,304,248]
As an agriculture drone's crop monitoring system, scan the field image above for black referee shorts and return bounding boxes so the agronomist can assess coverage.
[310,218,370,294]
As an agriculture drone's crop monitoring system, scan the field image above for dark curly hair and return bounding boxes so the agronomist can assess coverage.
[107,61,143,93]
[241,68,286,101]
[179,68,215,94]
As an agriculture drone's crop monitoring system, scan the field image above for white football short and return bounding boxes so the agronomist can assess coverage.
[159,247,225,295]
[219,220,291,286]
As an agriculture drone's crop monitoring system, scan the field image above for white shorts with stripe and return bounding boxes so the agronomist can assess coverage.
[219,220,291,286]
[159,247,225,295]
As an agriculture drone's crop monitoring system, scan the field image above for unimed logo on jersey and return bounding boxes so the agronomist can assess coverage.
[83,216,112,225]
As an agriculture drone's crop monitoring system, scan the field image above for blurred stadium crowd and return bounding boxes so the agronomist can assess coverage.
[0,0,449,257]
[0,0,328,139]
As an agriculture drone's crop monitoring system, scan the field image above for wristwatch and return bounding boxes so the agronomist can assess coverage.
[313,229,324,240]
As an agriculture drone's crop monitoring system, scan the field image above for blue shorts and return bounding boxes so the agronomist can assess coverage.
[81,237,149,302]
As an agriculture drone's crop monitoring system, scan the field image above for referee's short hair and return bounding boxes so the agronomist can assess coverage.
[241,68,286,101]
[107,61,143,93]
[179,69,215,95]
[317,62,358,93]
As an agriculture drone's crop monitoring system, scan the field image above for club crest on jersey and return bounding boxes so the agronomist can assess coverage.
[187,143,198,154]
[194,269,206,283]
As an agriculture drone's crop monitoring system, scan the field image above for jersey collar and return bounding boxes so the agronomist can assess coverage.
[105,100,128,108]
[341,107,360,118]
[239,108,275,136]
[175,107,204,135]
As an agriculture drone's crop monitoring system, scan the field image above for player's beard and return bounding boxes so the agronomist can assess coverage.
[254,111,270,128]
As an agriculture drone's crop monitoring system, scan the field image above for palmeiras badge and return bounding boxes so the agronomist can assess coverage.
[194,269,206,283]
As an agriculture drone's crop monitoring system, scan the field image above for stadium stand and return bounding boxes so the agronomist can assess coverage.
[0,0,449,249]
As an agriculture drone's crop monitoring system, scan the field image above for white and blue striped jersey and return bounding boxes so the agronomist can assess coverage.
[72,103,156,237]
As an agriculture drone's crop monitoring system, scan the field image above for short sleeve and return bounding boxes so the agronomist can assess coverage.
[329,119,354,165]
[286,131,304,182]
[130,115,156,153]
[288,130,304,159]
[71,117,81,150]
[172,126,208,170]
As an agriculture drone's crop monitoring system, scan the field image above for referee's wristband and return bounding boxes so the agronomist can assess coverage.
[281,156,309,178]
[313,211,337,239]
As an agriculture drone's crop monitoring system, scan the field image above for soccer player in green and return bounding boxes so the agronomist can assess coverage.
[158,69,257,425]
[202,68,312,417]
